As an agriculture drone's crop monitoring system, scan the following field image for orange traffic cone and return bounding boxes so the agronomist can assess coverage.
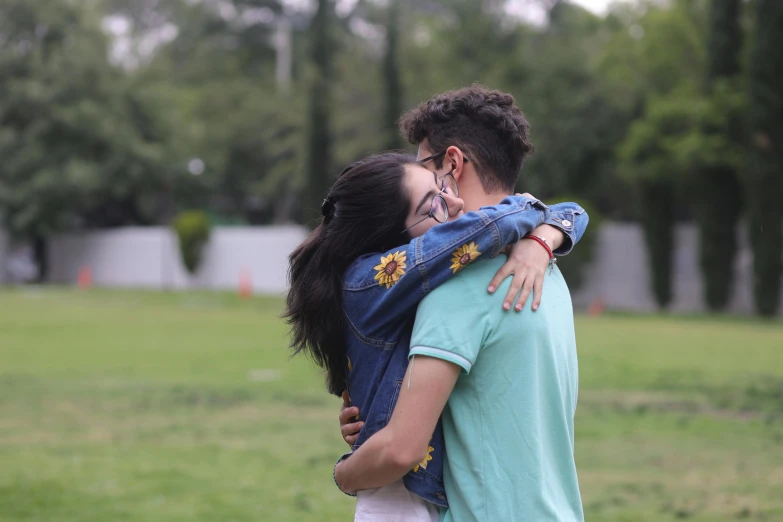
[77,266,92,289]
[239,269,253,300]
[587,298,605,316]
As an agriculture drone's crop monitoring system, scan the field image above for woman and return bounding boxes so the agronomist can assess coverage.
[285,152,586,521]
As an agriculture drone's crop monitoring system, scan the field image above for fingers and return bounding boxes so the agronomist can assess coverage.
[489,246,546,311]
[339,403,362,447]
[514,276,535,312]
[341,390,350,408]
[339,406,360,425]
[532,277,544,311]
[487,264,512,294]
[341,421,364,446]
[503,273,525,311]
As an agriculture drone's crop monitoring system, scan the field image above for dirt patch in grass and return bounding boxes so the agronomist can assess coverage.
[582,375,783,422]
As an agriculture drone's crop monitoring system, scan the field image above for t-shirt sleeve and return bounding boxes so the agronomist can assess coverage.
[409,275,488,374]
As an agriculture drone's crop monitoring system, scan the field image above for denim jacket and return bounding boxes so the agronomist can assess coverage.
[340,195,588,507]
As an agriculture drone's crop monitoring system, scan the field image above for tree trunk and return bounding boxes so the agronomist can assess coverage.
[697,167,742,310]
[640,180,675,309]
[32,236,48,283]
[746,0,783,316]
[699,0,743,311]
[382,0,403,151]
[304,0,335,227]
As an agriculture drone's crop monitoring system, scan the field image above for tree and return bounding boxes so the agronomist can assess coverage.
[0,0,180,279]
[303,0,336,226]
[696,0,744,311]
[513,2,626,210]
[706,0,742,81]
[618,94,702,308]
[608,0,709,308]
[382,0,403,151]
[746,0,783,316]
[124,0,306,224]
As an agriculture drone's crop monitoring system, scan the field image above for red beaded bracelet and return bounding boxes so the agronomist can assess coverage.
[523,234,557,273]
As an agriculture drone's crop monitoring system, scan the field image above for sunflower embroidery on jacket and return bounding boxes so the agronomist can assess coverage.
[413,445,435,473]
[450,242,481,274]
[374,251,406,289]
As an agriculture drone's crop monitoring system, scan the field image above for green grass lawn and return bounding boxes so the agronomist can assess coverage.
[1,288,782,522]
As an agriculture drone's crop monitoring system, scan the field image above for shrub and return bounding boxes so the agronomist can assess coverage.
[173,211,211,274]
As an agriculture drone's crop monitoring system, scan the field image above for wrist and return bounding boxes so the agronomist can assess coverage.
[334,459,357,496]
[523,234,557,274]
[532,224,564,250]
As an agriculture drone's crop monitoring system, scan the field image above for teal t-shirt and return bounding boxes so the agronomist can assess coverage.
[410,257,584,522]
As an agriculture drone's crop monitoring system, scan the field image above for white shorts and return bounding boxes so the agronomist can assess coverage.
[354,480,440,522]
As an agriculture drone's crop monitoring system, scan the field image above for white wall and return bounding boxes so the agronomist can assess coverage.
[47,226,309,295]
[42,223,781,314]
[570,222,764,314]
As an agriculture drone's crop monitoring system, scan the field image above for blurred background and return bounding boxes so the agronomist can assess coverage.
[0,0,781,521]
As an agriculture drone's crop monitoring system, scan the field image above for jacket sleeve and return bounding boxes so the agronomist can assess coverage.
[344,195,586,337]
[546,202,589,256]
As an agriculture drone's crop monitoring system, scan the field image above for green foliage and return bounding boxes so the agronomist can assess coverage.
[172,211,211,274]
[618,80,746,310]
[673,83,747,174]
[746,0,783,316]
[597,0,707,105]
[593,0,709,220]
[206,84,305,224]
[698,0,744,311]
[514,5,627,207]
[0,0,778,315]
[706,0,742,83]
[618,92,698,184]
[618,95,694,308]
[382,0,403,151]
[551,197,603,290]
[124,0,303,225]
[0,0,181,244]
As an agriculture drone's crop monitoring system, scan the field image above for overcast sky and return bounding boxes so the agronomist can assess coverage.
[570,0,627,13]
[104,0,636,67]
[506,0,632,23]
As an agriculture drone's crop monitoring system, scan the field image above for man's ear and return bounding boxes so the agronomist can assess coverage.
[445,145,466,182]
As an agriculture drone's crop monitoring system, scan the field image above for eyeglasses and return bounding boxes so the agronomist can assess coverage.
[401,170,459,235]
[417,150,470,169]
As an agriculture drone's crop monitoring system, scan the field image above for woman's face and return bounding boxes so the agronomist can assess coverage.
[402,163,465,239]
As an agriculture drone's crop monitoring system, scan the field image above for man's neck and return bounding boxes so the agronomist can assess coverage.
[459,175,510,212]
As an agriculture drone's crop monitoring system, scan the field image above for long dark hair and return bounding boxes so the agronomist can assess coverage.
[284,152,416,396]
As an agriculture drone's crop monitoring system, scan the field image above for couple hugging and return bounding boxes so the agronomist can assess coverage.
[285,85,587,522]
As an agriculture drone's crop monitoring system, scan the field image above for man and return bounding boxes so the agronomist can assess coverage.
[335,85,585,521]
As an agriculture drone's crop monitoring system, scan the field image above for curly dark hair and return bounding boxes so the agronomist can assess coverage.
[399,84,534,193]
